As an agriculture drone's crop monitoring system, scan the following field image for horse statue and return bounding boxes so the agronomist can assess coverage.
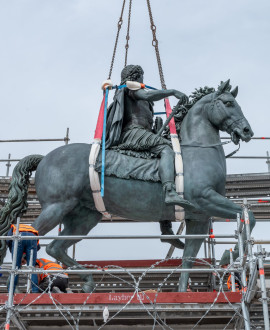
[0,79,255,292]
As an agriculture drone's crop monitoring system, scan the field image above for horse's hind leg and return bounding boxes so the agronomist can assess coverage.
[33,200,78,235]
[46,207,102,292]
[178,217,209,292]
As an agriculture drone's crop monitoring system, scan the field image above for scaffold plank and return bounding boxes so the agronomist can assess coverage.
[0,292,241,305]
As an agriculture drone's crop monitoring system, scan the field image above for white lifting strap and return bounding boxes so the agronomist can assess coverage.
[89,135,185,222]
[171,134,185,222]
[89,140,112,219]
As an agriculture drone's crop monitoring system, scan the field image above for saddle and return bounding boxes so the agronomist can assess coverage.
[95,149,161,182]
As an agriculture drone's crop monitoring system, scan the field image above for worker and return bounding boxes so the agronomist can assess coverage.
[6,224,40,293]
[227,272,243,292]
[220,262,243,292]
[35,258,72,293]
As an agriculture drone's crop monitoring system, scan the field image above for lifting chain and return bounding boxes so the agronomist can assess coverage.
[124,0,133,67]
[108,0,166,89]
[146,0,167,90]
[107,0,126,80]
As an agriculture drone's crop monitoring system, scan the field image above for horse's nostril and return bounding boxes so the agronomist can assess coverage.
[244,127,250,133]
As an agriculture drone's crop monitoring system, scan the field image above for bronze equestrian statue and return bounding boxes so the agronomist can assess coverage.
[0,65,255,292]
[106,65,194,210]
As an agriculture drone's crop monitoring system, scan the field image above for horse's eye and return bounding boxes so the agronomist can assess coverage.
[225,101,232,106]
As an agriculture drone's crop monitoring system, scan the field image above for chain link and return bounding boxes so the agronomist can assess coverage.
[124,0,132,67]
[108,0,126,80]
[146,0,166,90]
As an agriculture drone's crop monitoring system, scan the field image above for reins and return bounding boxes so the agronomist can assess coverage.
[180,140,241,158]
[181,141,231,148]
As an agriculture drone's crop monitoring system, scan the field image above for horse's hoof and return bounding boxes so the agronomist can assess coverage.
[161,237,185,249]
[81,282,95,293]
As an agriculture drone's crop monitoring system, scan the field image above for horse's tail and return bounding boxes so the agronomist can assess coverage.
[0,155,43,264]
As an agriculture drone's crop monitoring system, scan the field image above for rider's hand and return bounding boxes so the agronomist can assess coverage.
[173,90,189,104]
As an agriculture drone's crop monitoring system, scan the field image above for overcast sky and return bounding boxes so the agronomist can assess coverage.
[1,0,270,262]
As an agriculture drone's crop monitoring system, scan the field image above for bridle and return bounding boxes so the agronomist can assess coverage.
[208,92,245,133]
[180,92,241,158]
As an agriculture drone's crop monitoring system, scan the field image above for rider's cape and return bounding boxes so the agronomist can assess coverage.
[105,88,125,149]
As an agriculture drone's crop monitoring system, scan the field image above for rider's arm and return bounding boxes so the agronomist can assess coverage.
[132,88,188,103]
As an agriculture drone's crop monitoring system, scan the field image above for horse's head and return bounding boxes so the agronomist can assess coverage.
[208,80,254,144]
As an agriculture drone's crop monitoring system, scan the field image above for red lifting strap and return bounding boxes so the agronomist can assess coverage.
[164,99,177,134]
[94,94,106,140]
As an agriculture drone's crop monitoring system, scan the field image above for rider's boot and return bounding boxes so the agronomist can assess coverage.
[163,181,195,211]
[158,147,195,211]
[160,220,185,249]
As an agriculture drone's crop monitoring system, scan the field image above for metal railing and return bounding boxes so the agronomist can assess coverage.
[0,128,69,176]
[2,200,270,330]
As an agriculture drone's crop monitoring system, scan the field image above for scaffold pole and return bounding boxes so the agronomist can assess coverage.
[26,249,34,294]
[229,248,236,292]
[5,217,21,330]
[257,244,270,330]
[243,199,254,275]
[237,213,251,330]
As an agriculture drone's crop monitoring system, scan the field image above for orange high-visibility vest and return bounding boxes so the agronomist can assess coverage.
[227,274,246,292]
[11,224,39,245]
[36,258,68,281]
[227,274,240,291]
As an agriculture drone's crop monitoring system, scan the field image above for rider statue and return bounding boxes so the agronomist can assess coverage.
[106,64,194,211]
[105,65,194,249]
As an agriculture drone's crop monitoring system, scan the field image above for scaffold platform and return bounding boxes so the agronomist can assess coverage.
[1,258,270,329]
[0,291,242,329]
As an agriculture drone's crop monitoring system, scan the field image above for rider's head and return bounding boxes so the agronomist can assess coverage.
[121,65,144,85]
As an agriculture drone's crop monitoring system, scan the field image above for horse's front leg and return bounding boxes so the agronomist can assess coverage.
[194,189,256,265]
[195,188,243,218]
[178,217,209,292]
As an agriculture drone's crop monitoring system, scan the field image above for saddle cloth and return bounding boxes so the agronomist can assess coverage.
[95,149,161,182]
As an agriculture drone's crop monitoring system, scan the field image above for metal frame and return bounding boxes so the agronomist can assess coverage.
[2,200,270,330]
[1,136,270,328]
[0,128,69,176]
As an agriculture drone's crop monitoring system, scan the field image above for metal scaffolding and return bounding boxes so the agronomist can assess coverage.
[0,134,270,328]
[1,200,270,330]
[0,128,69,176]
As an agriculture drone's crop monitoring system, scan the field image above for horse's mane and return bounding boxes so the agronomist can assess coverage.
[163,86,215,139]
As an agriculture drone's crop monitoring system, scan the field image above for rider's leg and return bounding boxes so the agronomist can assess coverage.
[150,145,194,210]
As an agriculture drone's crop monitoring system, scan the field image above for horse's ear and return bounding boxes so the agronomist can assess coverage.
[231,86,238,98]
[217,79,231,95]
